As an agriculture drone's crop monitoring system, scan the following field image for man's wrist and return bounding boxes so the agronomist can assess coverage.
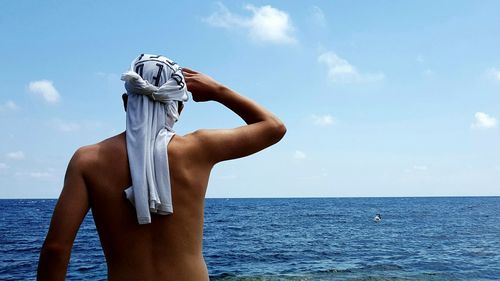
[212,84,232,103]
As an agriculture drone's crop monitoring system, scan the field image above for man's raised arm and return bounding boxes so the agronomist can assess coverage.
[182,68,286,164]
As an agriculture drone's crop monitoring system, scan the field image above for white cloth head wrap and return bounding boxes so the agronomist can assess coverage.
[122,54,189,224]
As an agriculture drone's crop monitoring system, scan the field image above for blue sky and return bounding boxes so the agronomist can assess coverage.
[1,1,499,198]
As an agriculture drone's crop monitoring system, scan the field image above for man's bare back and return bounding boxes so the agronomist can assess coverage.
[37,68,286,280]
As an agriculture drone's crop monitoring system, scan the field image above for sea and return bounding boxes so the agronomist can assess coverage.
[1,197,499,280]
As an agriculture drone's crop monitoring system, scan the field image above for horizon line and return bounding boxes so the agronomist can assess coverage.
[1,195,499,200]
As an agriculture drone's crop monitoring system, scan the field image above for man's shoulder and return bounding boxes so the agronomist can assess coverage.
[168,130,217,165]
[173,130,212,152]
[71,133,125,170]
[178,129,217,146]
[70,144,100,173]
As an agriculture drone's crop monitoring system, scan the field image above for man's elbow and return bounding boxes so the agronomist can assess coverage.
[269,117,287,143]
[40,241,72,260]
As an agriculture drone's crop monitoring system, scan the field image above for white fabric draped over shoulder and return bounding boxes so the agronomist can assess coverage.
[121,54,189,224]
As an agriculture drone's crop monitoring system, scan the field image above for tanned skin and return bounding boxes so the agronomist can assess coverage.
[37,68,286,281]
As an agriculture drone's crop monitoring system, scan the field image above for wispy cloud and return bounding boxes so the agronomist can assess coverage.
[28,80,60,104]
[404,164,429,173]
[416,54,425,64]
[15,170,56,180]
[413,165,428,171]
[309,6,326,27]
[29,172,53,179]
[471,112,497,129]
[204,3,296,44]
[311,114,335,126]
[423,69,434,77]
[6,151,25,160]
[96,72,118,78]
[486,68,500,81]
[0,162,9,169]
[318,51,385,83]
[52,119,81,132]
[51,118,104,133]
[0,100,19,111]
[96,72,121,84]
[293,150,307,160]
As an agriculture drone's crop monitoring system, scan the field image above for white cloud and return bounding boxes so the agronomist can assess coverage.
[298,168,328,181]
[0,162,9,169]
[413,165,428,171]
[416,55,424,64]
[51,119,103,133]
[310,6,326,27]
[204,3,296,44]
[6,100,18,110]
[311,114,335,126]
[404,165,428,173]
[318,51,385,83]
[486,68,500,81]
[471,112,497,129]
[52,119,81,132]
[423,69,434,77]
[293,150,307,160]
[29,172,53,179]
[0,100,19,111]
[6,151,25,160]
[15,170,56,180]
[204,3,241,28]
[96,72,120,84]
[28,80,60,104]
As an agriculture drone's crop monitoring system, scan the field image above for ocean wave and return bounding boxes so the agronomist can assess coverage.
[209,271,455,281]
[209,263,467,281]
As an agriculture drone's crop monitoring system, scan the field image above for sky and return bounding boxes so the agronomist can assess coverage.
[0,1,499,198]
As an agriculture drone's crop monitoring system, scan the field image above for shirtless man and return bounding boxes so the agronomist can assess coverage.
[36,67,286,280]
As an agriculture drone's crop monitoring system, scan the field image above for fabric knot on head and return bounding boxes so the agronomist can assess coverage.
[122,54,190,224]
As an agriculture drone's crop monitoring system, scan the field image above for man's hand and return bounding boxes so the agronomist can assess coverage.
[182,67,223,102]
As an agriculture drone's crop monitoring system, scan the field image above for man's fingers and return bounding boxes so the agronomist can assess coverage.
[183,75,195,83]
[182,67,197,74]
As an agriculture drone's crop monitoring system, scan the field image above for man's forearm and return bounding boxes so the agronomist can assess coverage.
[214,85,283,126]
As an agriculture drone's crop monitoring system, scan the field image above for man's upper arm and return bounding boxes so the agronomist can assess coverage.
[43,149,90,249]
[191,120,286,164]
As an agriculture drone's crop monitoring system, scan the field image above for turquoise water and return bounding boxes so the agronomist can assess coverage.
[1,197,499,280]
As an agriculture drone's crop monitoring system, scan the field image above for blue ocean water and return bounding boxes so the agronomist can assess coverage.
[1,197,499,280]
